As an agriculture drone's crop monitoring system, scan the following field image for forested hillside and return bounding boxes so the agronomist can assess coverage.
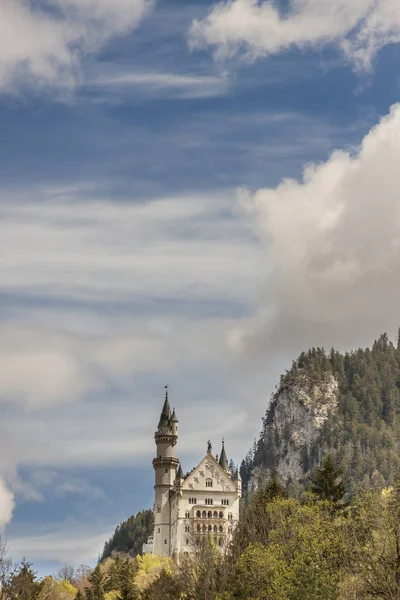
[100,509,154,561]
[241,332,400,495]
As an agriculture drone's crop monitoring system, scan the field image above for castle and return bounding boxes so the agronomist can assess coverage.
[143,390,241,556]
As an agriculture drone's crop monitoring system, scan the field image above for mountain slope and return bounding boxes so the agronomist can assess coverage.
[241,333,400,495]
[100,509,154,561]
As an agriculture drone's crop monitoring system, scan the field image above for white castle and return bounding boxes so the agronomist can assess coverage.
[143,389,241,556]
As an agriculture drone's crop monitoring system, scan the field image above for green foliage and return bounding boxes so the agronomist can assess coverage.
[311,454,347,505]
[87,565,105,600]
[100,510,154,562]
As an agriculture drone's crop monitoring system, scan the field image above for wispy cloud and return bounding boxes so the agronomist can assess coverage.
[88,70,229,99]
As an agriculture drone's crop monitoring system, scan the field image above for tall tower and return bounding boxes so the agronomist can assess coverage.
[153,388,179,556]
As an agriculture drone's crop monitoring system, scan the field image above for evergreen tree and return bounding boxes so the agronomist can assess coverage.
[311,455,346,504]
[87,565,104,600]
[4,559,43,600]
[119,557,139,600]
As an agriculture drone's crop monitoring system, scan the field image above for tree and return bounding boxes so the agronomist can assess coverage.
[311,455,346,505]
[87,565,104,600]
[75,592,85,600]
[3,559,43,600]
[119,558,138,600]
[57,565,77,586]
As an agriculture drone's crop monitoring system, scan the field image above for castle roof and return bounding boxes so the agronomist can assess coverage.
[176,463,184,479]
[170,408,179,423]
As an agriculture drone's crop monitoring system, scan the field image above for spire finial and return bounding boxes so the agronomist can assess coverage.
[222,437,225,448]
[207,440,212,454]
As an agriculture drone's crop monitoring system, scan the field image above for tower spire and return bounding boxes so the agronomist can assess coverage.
[219,437,229,470]
[158,385,171,428]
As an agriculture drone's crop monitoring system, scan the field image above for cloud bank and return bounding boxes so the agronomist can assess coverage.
[231,103,400,361]
[0,0,151,91]
[191,0,400,71]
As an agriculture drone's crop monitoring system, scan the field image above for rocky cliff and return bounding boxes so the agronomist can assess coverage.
[248,373,339,492]
[241,336,400,495]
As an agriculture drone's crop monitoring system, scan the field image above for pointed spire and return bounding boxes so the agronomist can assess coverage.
[170,407,179,423]
[219,438,229,471]
[176,463,184,479]
[233,467,241,481]
[158,385,171,428]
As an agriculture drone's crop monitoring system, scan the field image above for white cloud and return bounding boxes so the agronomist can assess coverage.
[0,191,260,306]
[7,521,111,564]
[230,103,400,361]
[88,70,229,98]
[0,478,15,528]
[0,0,151,92]
[190,0,400,71]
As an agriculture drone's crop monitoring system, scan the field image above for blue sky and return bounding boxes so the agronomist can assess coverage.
[2,0,400,577]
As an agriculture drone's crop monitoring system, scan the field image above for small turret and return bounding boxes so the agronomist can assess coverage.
[176,463,184,480]
[170,407,178,435]
[219,438,229,471]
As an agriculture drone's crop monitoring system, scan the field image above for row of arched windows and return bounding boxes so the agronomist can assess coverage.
[196,510,223,519]
[196,524,224,533]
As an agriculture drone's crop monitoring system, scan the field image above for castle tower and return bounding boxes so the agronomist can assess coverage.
[152,388,180,556]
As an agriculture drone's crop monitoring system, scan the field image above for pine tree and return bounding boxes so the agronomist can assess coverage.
[87,565,104,600]
[311,455,346,504]
[119,558,138,600]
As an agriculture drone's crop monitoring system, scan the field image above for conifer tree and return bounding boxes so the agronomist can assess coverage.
[119,557,139,600]
[87,565,104,600]
[311,454,346,504]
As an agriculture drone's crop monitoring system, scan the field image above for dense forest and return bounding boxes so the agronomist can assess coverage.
[100,510,154,562]
[241,332,400,495]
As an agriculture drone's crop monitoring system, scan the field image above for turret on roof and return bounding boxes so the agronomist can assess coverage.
[219,438,229,471]
[158,387,171,428]
[170,407,178,423]
[233,467,241,481]
[176,463,184,479]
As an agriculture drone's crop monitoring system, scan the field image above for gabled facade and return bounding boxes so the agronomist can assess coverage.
[143,391,241,557]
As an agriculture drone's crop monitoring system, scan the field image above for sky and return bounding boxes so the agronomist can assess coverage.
[1,0,400,577]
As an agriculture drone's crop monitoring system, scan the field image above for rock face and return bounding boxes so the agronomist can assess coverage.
[248,373,339,492]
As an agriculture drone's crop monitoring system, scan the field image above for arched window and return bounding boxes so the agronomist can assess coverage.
[196,510,201,518]
[228,513,233,521]
[185,525,190,532]
[202,511,206,518]
[185,511,190,518]
[197,524,201,532]
[206,478,213,487]
[205,498,213,505]
[219,511,223,518]
[208,524,212,532]
[207,511,212,519]
[202,524,206,532]
[213,511,218,518]
[213,525,217,533]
